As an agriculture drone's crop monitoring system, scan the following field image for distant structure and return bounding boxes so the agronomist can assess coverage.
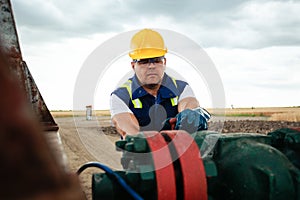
[86,105,92,120]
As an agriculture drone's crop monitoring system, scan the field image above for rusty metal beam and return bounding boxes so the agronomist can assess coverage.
[0,40,85,200]
[0,0,58,131]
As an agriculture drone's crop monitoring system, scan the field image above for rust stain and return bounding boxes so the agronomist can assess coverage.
[0,0,58,131]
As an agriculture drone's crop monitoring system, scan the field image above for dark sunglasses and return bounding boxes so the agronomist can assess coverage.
[133,56,165,65]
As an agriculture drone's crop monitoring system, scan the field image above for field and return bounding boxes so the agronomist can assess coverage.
[51,107,300,199]
[215,106,300,122]
[51,106,300,122]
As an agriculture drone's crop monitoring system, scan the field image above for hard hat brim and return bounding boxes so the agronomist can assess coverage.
[129,48,167,60]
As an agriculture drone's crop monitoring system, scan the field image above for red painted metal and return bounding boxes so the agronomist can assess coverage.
[0,0,58,131]
[163,130,208,200]
[144,131,177,200]
[291,127,300,132]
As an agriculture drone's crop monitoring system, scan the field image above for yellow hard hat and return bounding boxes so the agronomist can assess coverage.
[129,29,167,60]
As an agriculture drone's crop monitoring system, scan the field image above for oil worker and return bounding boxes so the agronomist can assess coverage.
[110,28,210,138]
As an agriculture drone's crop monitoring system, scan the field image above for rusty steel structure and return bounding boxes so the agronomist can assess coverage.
[0,0,58,131]
[0,1,86,199]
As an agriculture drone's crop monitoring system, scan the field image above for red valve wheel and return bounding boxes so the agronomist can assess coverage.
[144,131,177,200]
[163,130,208,200]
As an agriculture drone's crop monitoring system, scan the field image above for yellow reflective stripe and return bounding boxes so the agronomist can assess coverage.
[121,80,133,99]
[132,98,143,108]
[170,77,178,106]
[170,96,178,106]
[120,80,142,109]
[121,77,179,108]
[171,77,177,88]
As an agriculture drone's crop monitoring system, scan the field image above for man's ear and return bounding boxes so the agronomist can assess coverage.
[131,62,135,69]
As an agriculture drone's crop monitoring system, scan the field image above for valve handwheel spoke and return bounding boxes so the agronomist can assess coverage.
[144,131,177,200]
[163,130,208,200]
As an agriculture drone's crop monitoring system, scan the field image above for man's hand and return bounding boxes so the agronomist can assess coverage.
[175,108,211,133]
[112,113,140,137]
[161,117,177,130]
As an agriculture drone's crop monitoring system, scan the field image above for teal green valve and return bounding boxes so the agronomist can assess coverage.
[78,128,300,200]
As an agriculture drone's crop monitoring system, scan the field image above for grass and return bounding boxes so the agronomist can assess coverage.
[51,107,300,122]
[268,111,300,122]
[224,113,260,117]
[208,107,300,122]
[51,110,112,118]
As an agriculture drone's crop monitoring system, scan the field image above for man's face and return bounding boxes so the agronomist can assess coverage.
[131,56,166,87]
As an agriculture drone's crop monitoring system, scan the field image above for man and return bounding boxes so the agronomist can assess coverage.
[110,29,210,137]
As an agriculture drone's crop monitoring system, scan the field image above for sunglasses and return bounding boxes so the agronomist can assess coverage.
[133,56,165,66]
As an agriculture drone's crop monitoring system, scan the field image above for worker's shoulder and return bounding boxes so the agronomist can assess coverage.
[172,78,189,91]
[174,78,189,85]
[111,86,130,98]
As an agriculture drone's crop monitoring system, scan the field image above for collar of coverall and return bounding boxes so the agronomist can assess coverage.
[131,73,179,100]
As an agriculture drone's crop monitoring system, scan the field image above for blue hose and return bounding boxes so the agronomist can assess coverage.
[77,162,143,200]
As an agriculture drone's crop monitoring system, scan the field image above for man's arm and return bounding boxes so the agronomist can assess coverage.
[174,85,210,132]
[178,96,200,112]
[177,84,200,111]
[110,94,140,137]
[112,113,140,137]
[175,97,210,132]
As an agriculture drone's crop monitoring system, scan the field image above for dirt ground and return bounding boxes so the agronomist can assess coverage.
[54,116,122,200]
[54,116,300,199]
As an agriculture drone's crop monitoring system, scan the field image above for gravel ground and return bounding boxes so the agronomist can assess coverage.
[54,116,300,199]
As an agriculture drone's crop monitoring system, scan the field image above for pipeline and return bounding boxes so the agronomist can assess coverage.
[79,128,300,200]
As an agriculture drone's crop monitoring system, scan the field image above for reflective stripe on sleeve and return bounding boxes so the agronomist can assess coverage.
[170,96,178,106]
[121,80,143,109]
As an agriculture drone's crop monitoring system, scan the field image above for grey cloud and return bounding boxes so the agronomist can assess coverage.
[12,0,128,44]
[172,0,300,48]
[11,0,247,33]
[126,0,245,16]
[12,1,62,28]
[11,0,300,49]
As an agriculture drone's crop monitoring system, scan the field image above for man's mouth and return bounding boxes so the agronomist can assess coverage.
[147,73,157,76]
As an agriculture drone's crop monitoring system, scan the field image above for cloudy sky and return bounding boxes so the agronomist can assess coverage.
[10,0,300,110]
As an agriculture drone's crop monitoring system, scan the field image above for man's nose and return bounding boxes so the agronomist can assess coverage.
[148,62,155,68]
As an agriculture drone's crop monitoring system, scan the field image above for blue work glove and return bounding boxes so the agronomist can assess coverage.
[175,108,211,133]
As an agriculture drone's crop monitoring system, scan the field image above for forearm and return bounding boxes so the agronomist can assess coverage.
[112,113,140,137]
[178,97,200,112]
